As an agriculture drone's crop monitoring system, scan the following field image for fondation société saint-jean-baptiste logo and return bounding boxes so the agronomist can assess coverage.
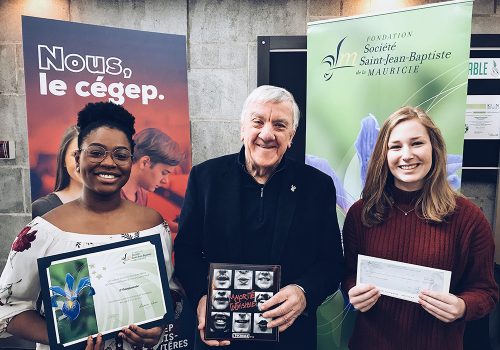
[321,32,453,81]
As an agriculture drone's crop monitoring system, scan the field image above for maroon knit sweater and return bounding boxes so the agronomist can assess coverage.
[342,187,498,350]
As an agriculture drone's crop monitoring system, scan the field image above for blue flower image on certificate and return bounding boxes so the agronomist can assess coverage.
[48,258,98,344]
[50,272,95,321]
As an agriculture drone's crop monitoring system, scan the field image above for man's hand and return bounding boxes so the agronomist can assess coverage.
[419,290,466,323]
[348,284,380,312]
[118,324,163,348]
[197,295,231,346]
[261,284,306,332]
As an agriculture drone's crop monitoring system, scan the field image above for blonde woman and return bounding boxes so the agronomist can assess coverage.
[343,106,498,350]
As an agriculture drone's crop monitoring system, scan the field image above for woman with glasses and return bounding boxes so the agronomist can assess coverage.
[0,102,176,350]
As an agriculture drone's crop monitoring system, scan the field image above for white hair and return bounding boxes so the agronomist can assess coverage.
[240,85,300,130]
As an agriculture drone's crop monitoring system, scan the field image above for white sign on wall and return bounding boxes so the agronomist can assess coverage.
[468,58,500,79]
[465,95,500,139]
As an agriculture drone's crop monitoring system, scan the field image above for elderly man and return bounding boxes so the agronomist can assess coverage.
[175,85,344,349]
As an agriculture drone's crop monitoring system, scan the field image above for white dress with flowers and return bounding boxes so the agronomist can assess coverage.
[0,216,177,350]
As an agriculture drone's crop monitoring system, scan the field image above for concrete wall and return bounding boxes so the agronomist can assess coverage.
[0,0,499,270]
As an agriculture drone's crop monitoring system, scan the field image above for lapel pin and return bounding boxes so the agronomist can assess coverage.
[291,185,296,192]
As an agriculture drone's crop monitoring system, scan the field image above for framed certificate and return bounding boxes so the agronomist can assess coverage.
[205,263,281,342]
[37,235,173,350]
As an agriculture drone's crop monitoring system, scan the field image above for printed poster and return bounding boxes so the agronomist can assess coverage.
[22,16,194,350]
[465,95,500,139]
[307,0,472,227]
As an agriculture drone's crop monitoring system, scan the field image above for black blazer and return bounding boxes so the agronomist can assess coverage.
[175,152,344,349]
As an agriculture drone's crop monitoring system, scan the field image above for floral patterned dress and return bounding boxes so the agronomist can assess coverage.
[0,216,177,350]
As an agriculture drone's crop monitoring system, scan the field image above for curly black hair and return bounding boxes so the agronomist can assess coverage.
[77,102,136,150]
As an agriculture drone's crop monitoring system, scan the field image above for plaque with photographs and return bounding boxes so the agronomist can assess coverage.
[205,263,281,342]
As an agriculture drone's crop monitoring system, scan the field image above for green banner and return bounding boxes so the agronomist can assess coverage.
[307,0,472,227]
[307,1,473,349]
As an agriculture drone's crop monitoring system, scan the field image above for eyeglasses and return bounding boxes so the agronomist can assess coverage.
[80,145,133,166]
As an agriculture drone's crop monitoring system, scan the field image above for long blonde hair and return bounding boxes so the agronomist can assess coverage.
[361,106,456,227]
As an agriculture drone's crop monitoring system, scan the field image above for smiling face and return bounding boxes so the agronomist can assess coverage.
[212,290,231,310]
[210,312,230,332]
[234,270,252,289]
[213,269,232,289]
[387,119,432,191]
[138,158,176,192]
[232,313,251,332]
[77,127,132,196]
[255,271,273,290]
[240,101,295,180]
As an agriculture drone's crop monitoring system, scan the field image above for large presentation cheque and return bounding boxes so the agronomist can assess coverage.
[38,235,173,350]
[356,254,452,303]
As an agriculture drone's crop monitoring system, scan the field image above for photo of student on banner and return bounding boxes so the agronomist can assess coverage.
[121,128,184,233]
[121,128,183,206]
[31,125,82,218]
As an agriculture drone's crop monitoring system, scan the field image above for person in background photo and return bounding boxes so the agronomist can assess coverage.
[121,128,183,206]
[343,106,498,350]
[175,85,344,350]
[0,102,178,350]
[31,125,82,218]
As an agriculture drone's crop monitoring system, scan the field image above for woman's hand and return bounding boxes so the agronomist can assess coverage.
[196,295,231,346]
[84,334,104,350]
[348,284,380,312]
[119,324,164,348]
[419,290,466,322]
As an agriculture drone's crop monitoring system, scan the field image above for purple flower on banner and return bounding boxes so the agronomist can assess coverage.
[305,155,353,213]
[354,114,380,186]
[446,154,462,190]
